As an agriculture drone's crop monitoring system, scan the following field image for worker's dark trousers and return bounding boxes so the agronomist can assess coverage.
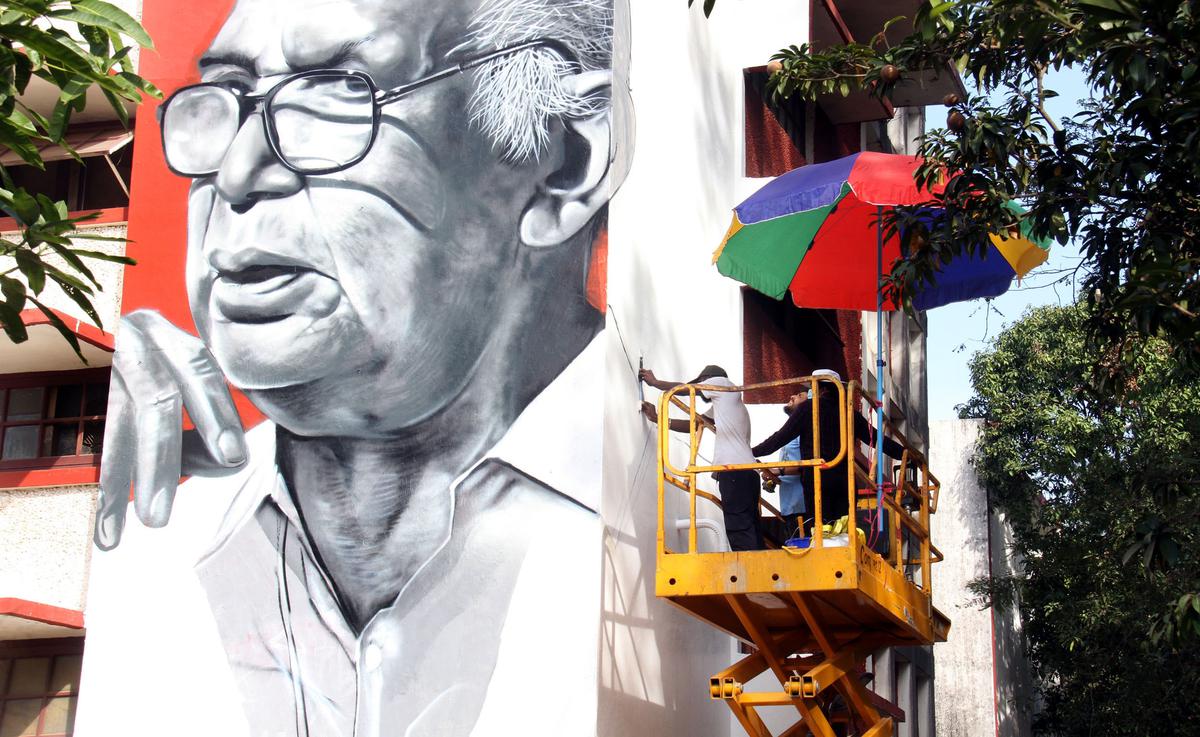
[715,470,763,551]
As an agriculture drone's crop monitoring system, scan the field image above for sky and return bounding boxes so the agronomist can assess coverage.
[925,66,1092,420]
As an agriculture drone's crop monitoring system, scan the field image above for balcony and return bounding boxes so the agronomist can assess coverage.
[810,0,966,124]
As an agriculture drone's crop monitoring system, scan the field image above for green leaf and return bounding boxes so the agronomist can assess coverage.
[98,86,129,127]
[70,249,135,265]
[0,274,27,311]
[1077,0,1135,15]
[51,0,153,50]
[1,24,101,77]
[9,188,39,224]
[48,77,90,141]
[0,136,41,168]
[928,1,959,19]
[45,269,102,329]
[881,15,908,35]
[0,300,29,343]
[67,231,127,243]
[13,248,45,294]
[41,241,98,288]
[28,296,84,363]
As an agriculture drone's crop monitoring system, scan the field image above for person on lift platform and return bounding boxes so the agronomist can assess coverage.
[639,365,766,552]
[752,369,908,539]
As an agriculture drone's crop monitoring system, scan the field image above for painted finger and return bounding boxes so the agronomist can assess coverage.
[181,429,247,477]
[112,317,184,529]
[127,311,246,467]
[95,371,134,550]
[131,382,183,528]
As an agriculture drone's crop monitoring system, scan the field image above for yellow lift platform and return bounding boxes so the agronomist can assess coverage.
[653,375,950,737]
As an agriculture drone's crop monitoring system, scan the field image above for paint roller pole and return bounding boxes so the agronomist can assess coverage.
[876,205,885,533]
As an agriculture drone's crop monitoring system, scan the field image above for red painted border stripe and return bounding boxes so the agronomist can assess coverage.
[0,598,84,629]
[0,206,129,234]
[0,465,100,490]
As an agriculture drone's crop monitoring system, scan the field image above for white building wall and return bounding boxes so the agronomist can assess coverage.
[0,486,97,614]
[990,493,1036,736]
[600,4,812,736]
[0,222,127,332]
[930,418,1034,737]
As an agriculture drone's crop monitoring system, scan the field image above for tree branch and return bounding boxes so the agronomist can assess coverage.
[1035,63,1063,134]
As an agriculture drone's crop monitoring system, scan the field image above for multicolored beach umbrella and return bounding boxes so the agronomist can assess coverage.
[713,151,1049,311]
[711,151,1050,529]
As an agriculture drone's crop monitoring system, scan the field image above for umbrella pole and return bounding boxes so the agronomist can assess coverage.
[876,206,885,533]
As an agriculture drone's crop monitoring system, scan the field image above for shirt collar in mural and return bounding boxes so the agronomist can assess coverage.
[193,334,604,737]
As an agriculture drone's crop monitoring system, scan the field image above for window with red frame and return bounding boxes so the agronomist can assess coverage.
[0,369,109,470]
[0,639,83,737]
[741,288,861,405]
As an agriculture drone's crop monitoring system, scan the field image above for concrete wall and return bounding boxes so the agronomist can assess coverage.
[0,223,128,331]
[600,4,813,736]
[990,502,1037,736]
[930,418,1034,737]
[0,486,97,614]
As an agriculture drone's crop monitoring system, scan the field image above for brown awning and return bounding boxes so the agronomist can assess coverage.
[0,123,133,167]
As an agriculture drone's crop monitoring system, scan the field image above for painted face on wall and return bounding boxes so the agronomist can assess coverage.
[179,0,591,436]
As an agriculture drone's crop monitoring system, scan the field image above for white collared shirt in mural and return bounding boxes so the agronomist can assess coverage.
[78,338,604,737]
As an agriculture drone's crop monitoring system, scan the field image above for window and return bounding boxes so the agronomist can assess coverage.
[0,370,109,470]
[741,288,859,403]
[2,125,133,214]
[6,151,131,213]
[0,639,83,737]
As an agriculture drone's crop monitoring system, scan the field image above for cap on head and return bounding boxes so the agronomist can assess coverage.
[812,368,842,382]
[689,364,728,383]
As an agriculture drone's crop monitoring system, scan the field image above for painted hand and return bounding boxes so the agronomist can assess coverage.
[94,311,247,550]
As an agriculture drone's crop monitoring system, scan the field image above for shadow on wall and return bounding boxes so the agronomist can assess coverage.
[950,419,1038,737]
[931,418,1036,737]
[599,248,735,737]
[687,5,738,222]
[987,502,1037,736]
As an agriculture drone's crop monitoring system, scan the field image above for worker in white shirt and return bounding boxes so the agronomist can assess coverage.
[639,365,763,551]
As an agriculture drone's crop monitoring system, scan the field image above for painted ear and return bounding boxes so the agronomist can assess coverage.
[520,70,616,248]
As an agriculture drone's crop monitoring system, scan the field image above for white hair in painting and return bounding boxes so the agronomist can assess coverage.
[468,0,613,162]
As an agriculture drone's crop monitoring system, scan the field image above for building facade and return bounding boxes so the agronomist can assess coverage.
[0,2,978,736]
[930,419,1036,737]
[0,2,138,726]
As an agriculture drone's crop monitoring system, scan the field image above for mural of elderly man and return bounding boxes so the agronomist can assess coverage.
[80,0,630,735]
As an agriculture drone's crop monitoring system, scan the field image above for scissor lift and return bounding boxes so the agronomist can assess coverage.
[654,376,950,737]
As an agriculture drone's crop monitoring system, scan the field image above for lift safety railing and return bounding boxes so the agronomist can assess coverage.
[654,374,942,592]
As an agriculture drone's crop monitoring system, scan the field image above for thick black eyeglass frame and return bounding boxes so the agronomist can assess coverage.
[158,38,578,177]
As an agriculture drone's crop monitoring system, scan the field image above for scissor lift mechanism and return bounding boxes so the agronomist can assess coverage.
[654,376,950,737]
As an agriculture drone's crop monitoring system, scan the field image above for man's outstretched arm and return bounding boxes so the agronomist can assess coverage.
[638,367,683,392]
[751,403,810,458]
[853,413,908,459]
[640,401,702,433]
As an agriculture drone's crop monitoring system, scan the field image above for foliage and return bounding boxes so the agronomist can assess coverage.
[0,0,159,359]
[695,0,1200,378]
[961,303,1200,735]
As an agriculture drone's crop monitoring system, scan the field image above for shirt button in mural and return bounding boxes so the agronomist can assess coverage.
[363,641,384,671]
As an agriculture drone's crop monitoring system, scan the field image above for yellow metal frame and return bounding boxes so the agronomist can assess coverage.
[652,375,951,737]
